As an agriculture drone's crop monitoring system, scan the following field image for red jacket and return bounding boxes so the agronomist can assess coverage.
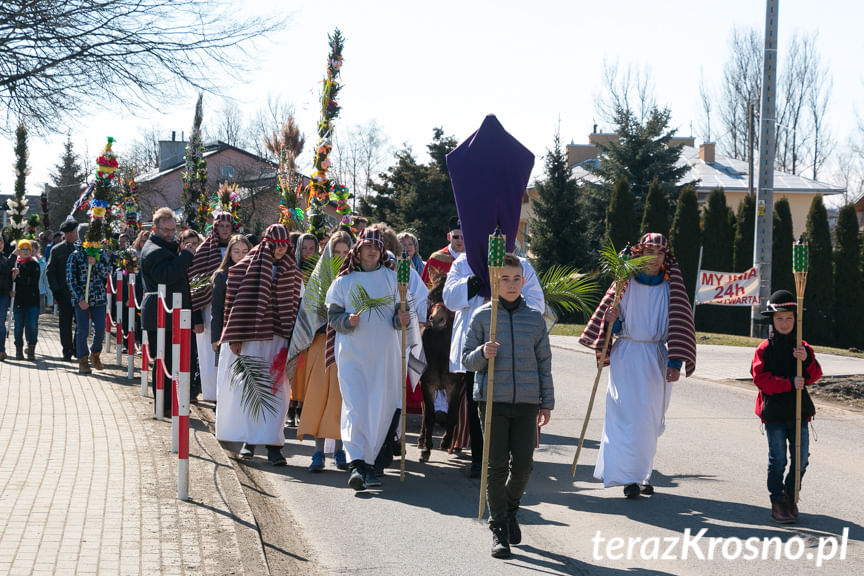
[751,338,822,422]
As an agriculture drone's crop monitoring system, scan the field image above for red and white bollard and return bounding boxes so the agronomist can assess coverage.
[155,284,166,421]
[178,308,192,501]
[171,293,181,454]
[115,271,123,366]
[127,274,136,380]
[140,328,149,397]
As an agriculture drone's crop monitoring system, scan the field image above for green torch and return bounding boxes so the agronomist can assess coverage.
[397,250,411,482]
[792,238,809,506]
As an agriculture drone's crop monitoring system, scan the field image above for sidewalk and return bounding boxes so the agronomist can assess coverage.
[0,315,268,576]
[550,334,864,381]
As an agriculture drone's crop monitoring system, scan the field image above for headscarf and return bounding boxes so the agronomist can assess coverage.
[294,233,319,268]
[325,228,395,367]
[579,232,697,377]
[188,212,234,311]
[221,224,301,343]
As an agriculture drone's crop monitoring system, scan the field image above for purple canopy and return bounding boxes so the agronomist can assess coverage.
[446,115,534,297]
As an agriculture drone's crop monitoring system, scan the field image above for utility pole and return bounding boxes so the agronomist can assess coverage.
[751,0,779,338]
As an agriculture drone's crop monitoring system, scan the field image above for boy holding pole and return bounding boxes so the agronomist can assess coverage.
[462,253,554,559]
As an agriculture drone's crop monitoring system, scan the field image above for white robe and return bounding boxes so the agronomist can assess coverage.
[594,279,672,487]
[196,305,218,401]
[326,267,402,464]
[215,336,291,445]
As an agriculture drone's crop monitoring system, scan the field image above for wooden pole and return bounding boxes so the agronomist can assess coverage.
[792,239,809,505]
[396,254,411,482]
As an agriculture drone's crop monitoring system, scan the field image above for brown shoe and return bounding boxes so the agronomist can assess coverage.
[26,345,35,361]
[784,495,799,520]
[771,502,795,524]
[78,357,92,375]
[90,353,104,371]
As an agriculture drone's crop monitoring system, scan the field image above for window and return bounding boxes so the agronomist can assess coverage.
[221,165,235,180]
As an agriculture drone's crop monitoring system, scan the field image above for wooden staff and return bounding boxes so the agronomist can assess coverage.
[478,228,506,520]
[570,285,625,477]
[84,263,93,304]
[396,252,410,482]
[792,238,809,505]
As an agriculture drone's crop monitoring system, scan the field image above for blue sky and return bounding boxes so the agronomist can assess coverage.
[2,0,861,205]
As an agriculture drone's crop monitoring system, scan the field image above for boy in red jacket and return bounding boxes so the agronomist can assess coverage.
[751,289,822,524]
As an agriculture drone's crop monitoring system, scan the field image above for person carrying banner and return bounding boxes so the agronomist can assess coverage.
[750,289,822,523]
[188,212,235,401]
[325,228,411,491]
[579,232,696,498]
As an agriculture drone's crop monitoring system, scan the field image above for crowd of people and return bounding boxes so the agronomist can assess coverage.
[4,208,822,559]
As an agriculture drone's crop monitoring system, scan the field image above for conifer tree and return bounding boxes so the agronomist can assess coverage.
[803,195,834,345]
[698,188,735,333]
[771,197,795,294]
[733,193,756,271]
[49,136,86,228]
[640,176,669,237]
[9,122,30,240]
[669,185,701,301]
[605,177,636,255]
[833,204,864,348]
[530,129,587,272]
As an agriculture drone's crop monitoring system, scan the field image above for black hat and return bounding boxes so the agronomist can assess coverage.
[760,289,797,316]
[60,219,78,233]
[448,216,461,232]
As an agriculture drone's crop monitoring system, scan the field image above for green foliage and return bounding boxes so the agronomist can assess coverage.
[49,136,86,228]
[360,128,458,259]
[698,188,735,334]
[529,129,588,273]
[733,193,756,271]
[9,122,29,240]
[605,177,636,254]
[539,265,601,322]
[771,198,795,295]
[803,195,834,345]
[229,354,279,422]
[640,177,669,237]
[303,253,344,321]
[350,284,393,319]
[669,185,701,300]
[598,239,656,287]
[833,204,863,348]
[182,93,208,232]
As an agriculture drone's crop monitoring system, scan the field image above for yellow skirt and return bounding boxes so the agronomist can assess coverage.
[296,333,343,441]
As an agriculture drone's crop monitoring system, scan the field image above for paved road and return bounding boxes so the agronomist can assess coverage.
[233,341,864,576]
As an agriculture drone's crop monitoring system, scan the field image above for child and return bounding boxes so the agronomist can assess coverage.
[462,253,554,559]
[751,289,822,524]
[12,239,42,361]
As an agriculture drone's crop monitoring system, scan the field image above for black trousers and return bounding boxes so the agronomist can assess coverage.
[57,300,75,358]
[148,326,200,415]
[465,371,483,464]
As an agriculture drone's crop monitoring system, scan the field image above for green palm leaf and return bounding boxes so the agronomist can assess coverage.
[539,265,602,320]
[300,253,320,284]
[350,284,393,319]
[303,253,344,320]
[189,273,211,296]
[229,354,278,422]
[598,239,656,286]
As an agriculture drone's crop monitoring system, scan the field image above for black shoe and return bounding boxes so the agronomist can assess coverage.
[624,483,641,499]
[640,484,654,496]
[507,513,522,545]
[267,446,286,466]
[239,444,255,459]
[62,354,73,362]
[468,462,482,478]
[364,467,382,487]
[490,524,511,559]
[348,462,366,491]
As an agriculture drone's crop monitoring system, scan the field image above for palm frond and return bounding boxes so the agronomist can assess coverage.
[539,265,602,319]
[189,273,211,296]
[303,254,344,320]
[300,253,320,284]
[598,239,656,285]
[229,354,278,422]
[350,284,394,319]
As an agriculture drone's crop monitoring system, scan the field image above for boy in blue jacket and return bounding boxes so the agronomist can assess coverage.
[463,253,554,559]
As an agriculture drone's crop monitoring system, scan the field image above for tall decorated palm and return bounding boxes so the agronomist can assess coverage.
[570,240,654,477]
[182,94,207,232]
[82,137,119,299]
[9,122,30,241]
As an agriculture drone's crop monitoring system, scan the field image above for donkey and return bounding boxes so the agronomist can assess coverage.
[418,278,464,462]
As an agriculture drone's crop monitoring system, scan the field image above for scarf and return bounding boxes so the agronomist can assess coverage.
[188,213,233,311]
[579,233,697,376]
[221,224,301,343]
[325,228,395,367]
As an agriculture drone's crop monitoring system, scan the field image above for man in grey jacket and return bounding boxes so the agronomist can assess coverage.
[462,254,554,560]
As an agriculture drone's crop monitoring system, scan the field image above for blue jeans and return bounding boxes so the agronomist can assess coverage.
[75,304,106,359]
[766,420,809,503]
[0,294,10,352]
[13,305,39,348]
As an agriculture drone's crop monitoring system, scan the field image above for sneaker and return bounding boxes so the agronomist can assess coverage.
[267,446,286,466]
[348,465,366,491]
[640,484,654,496]
[308,451,325,472]
[364,467,382,487]
[333,449,348,470]
[624,483,641,499]
[239,443,255,459]
[490,524,511,559]
[771,502,795,524]
[507,513,522,545]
